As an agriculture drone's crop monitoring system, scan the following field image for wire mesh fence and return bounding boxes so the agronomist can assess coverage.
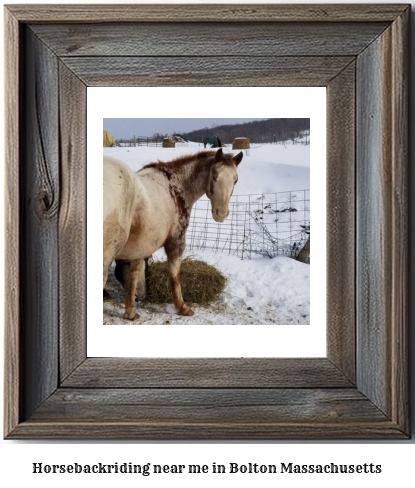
[186,190,310,259]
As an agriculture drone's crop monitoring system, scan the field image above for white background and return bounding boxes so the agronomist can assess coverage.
[88,86,326,357]
[1,0,414,484]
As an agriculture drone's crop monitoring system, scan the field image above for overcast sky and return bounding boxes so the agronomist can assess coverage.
[103,118,268,139]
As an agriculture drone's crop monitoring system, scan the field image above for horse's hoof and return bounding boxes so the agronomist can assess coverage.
[178,304,194,316]
[124,311,139,321]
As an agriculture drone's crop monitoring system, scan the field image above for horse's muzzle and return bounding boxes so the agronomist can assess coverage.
[213,208,229,223]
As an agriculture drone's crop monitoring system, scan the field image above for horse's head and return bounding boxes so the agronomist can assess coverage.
[206,148,243,223]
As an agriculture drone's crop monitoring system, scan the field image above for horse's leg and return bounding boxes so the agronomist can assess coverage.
[115,259,130,290]
[116,259,146,300]
[164,242,194,316]
[103,254,112,289]
[103,255,113,300]
[103,264,109,289]
[124,258,143,320]
[136,258,147,300]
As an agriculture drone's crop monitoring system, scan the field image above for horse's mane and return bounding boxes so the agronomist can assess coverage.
[142,151,212,172]
[141,150,236,175]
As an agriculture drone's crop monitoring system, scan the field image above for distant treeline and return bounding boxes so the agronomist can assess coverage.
[178,118,310,144]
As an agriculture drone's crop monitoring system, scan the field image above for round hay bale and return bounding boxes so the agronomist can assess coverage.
[145,258,226,305]
[162,137,176,148]
[232,137,250,149]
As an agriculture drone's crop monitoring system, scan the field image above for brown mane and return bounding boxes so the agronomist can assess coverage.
[141,150,237,176]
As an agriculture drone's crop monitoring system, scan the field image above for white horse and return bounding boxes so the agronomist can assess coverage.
[103,148,243,320]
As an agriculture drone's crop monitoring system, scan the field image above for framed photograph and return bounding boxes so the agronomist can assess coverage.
[93,91,325,358]
[4,4,409,439]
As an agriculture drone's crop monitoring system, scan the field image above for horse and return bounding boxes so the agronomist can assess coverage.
[203,136,223,148]
[103,148,243,320]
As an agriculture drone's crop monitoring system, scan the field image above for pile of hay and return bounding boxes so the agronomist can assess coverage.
[145,258,227,305]
[162,137,176,148]
[232,137,250,149]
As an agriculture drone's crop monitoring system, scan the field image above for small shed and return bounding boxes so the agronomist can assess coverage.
[162,137,176,148]
[103,130,116,147]
[232,137,250,149]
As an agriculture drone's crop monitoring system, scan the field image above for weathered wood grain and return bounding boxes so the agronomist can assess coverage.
[61,56,354,87]
[31,22,388,57]
[326,62,356,383]
[58,63,87,381]
[4,6,21,438]
[357,32,391,416]
[356,10,409,426]
[6,4,409,23]
[32,388,386,423]
[389,8,409,433]
[8,395,405,441]
[8,421,407,441]
[20,28,60,420]
[62,358,352,389]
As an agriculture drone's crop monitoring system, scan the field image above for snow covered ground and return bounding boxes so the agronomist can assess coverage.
[103,141,309,195]
[104,248,310,325]
[103,141,310,325]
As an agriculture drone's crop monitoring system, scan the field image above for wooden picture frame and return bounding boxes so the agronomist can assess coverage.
[4,4,409,439]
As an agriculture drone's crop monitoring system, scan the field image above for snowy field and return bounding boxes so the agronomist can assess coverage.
[103,141,310,325]
[103,141,310,195]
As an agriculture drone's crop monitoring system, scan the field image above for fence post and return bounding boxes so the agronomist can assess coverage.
[296,236,310,264]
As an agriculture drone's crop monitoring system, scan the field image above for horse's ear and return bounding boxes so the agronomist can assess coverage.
[234,151,243,166]
[214,148,223,162]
